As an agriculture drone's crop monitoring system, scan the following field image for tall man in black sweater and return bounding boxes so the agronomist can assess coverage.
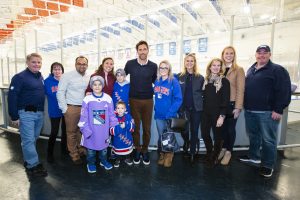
[124,41,157,165]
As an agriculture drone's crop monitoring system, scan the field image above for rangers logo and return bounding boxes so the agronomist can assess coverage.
[93,110,105,125]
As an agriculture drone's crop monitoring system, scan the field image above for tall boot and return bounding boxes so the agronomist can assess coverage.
[164,152,174,168]
[157,153,165,165]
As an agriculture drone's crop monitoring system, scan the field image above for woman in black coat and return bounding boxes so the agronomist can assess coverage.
[201,58,230,167]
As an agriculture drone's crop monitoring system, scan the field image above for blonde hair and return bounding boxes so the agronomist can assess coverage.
[205,58,224,80]
[179,53,201,77]
[157,60,174,82]
[26,53,42,62]
[221,46,241,71]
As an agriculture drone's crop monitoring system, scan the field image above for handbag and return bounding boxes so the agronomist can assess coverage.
[169,118,187,132]
[161,130,180,152]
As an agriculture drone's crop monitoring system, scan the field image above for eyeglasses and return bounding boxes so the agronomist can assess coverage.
[159,67,169,70]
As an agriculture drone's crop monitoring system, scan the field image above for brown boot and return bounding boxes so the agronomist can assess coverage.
[164,152,174,168]
[157,153,165,165]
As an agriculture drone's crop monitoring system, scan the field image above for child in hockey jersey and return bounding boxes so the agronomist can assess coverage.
[110,101,135,168]
[78,76,119,173]
[112,69,130,113]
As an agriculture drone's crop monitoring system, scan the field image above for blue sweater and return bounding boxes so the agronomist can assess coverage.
[44,74,63,118]
[8,68,45,120]
[154,77,183,119]
[112,81,130,112]
[244,60,291,114]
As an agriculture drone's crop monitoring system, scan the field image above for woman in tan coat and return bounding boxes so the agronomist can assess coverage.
[218,46,245,165]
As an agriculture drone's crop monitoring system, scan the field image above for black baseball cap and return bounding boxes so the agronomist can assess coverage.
[256,45,271,52]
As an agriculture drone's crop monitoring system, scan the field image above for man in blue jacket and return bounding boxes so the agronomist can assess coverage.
[8,53,47,177]
[239,45,291,178]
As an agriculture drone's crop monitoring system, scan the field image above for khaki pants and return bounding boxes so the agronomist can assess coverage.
[64,105,85,161]
[129,98,153,153]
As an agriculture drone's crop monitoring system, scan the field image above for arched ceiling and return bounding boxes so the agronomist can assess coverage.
[0,0,300,54]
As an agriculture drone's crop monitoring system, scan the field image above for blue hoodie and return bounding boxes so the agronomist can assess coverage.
[44,74,63,118]
[154,77,182,120]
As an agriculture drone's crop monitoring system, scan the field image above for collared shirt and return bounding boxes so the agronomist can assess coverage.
[137,58,149,66]
[57,70,89,113]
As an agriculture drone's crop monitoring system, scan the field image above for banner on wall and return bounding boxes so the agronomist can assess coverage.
[118,49,124,59]
[183,40,191,54]
[156,43,164,56]
[198,37,208,52]
[125,48,131,59]
[169,42,176,55]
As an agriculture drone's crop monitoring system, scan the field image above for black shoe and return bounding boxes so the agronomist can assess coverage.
[238,155,261,166]
[26,164,48,177]
[133,151,141,164]
[47,154,54,163]
[114,159,120,168]
[259,167,273,178]
[73,158,83,165]
[142,152,150,165]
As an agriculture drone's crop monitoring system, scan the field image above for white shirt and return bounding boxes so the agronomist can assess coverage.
[57,70,90,113]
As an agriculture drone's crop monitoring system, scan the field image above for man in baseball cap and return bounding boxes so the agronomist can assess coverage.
[256,45,271,52]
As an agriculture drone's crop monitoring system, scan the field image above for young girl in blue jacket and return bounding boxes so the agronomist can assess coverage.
[154,60,182,167]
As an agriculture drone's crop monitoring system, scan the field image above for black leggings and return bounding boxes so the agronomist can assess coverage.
[47,117,67,155]
[201,112,223,153]
[222,117,237,152]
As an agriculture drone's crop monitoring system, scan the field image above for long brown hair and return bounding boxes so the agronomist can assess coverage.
[179,53,201,77]
[95,57,115,75]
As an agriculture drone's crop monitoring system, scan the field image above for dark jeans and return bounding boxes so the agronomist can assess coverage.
[87,148,107,165]
[47,117,67,155]
[129,98,153,153]
[222,117,237,152]
[201,112,223,154]
[181,109,201,155]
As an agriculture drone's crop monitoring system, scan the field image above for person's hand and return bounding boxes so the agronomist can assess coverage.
[216,116,224,127]
[11,120,19,126]
[271,111,282,121]
[233,109,241,119]
[120,122,125,129]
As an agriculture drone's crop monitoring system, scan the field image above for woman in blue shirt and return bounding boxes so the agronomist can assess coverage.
[44,62,66,163]
[154,60,182,167]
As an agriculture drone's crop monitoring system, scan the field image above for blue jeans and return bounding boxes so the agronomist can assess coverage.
[244,111,279,169]
[18,110,44,168]
[87,148,108,165]
[156,119,168,151]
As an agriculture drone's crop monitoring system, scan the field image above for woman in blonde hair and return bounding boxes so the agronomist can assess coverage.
[201,58,230,167]
[154,60,182,167]
[177,53,204,165]
[218,46,245,165]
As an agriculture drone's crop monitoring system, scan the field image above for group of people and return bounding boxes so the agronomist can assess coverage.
[7,40,291,179]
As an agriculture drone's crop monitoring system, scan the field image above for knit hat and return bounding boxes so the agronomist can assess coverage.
[115,68,126,77]
[90,76,104,88]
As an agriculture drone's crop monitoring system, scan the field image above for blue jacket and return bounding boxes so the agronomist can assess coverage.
[244,60,291,114]
[112,81,130,112]
[111,113,135,155]
[8,68,45,120]
[44,74,63,118]
[154,77,182,120]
